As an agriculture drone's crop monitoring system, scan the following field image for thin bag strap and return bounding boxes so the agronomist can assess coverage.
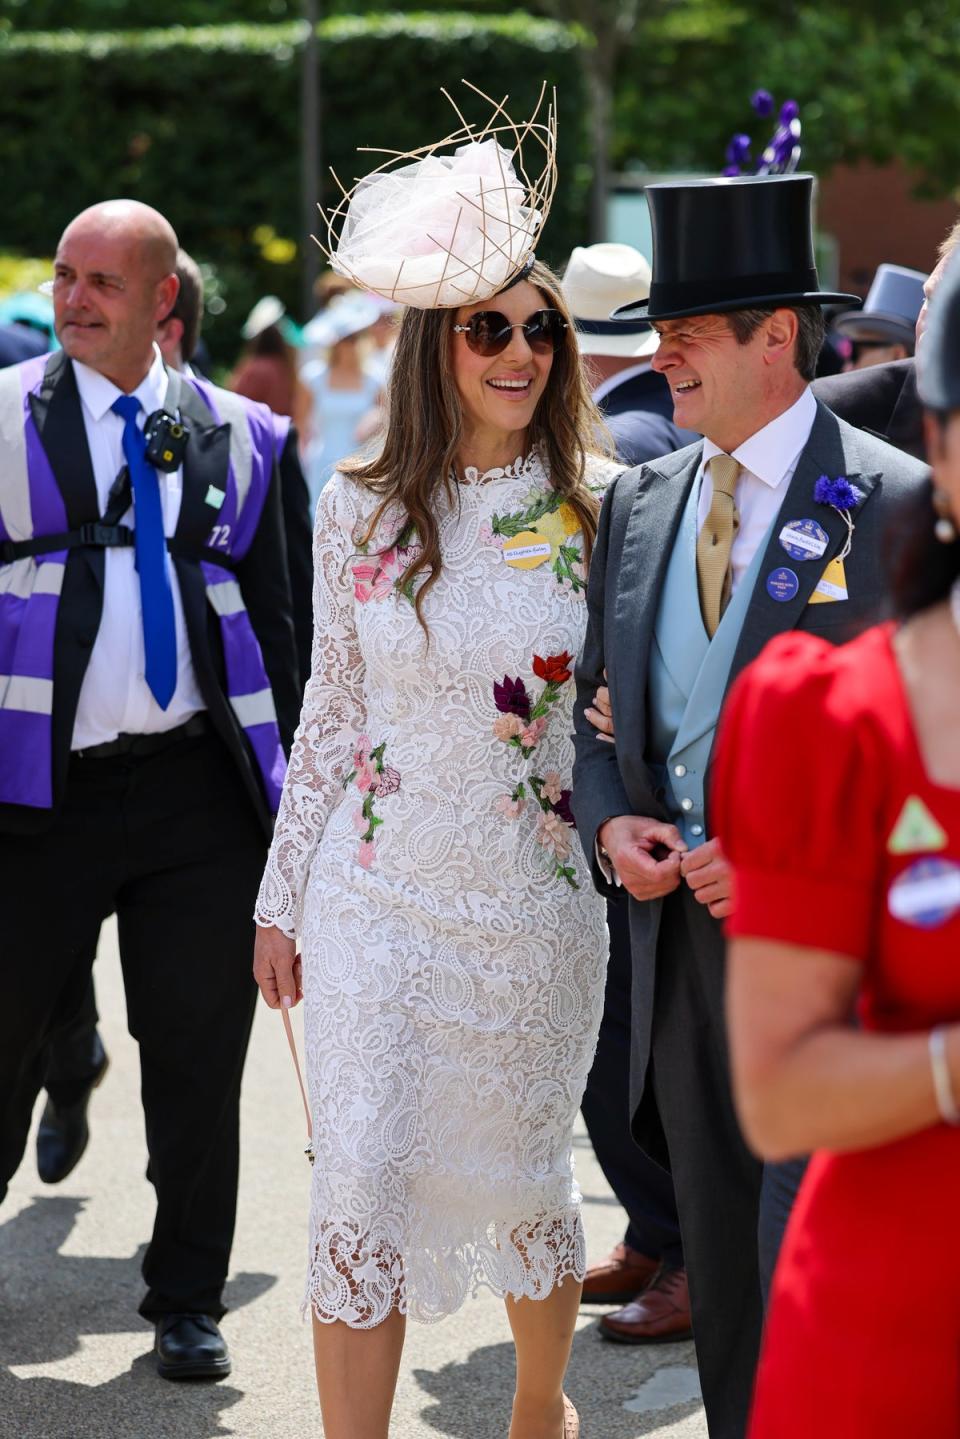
[281,1004,315,1164]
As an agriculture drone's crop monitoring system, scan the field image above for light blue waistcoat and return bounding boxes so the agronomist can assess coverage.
[648,472,773,847]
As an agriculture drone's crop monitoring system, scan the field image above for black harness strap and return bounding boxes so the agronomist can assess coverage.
[1,528,235,571]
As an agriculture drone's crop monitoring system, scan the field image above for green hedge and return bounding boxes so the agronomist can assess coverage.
[0,15,588,360]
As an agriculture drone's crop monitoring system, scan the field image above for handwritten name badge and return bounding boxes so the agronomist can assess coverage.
[503,531,552,570]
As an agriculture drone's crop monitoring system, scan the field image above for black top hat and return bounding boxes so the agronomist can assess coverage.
[917,249,960,412]
[613,174,860,323]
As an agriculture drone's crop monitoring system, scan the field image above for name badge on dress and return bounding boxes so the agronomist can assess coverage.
[503,531,551,569]
[887,857,960,928]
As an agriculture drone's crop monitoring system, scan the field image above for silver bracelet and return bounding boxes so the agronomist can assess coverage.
[929,1027,960,1126]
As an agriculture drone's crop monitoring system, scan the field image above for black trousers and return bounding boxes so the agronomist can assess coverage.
[580,898,683,1268]
[42,966,104,1109]
[0,730,265,1320]
[637,886,764,1439]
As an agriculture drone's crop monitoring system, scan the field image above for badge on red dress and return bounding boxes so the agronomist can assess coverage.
[887,795,948,855]
[887,857,960,928]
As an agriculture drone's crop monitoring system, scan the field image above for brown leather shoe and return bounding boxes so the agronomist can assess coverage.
[598,1265,693,1344]
[581,1242,660,1306]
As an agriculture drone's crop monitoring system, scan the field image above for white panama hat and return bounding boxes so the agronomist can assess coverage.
[561,243,660,358]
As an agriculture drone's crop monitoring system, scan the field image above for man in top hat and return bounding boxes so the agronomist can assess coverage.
[571,173,928,1438]
[832,262,926,372]
[563,242,698,466]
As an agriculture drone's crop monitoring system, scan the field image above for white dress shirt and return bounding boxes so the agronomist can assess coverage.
[71,344,205,749]
[697,386,817,591]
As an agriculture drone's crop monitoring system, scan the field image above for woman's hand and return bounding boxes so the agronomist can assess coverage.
[253,924,303,1010]
[585,669,615,743]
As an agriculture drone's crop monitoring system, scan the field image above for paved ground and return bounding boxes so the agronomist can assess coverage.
[1,919,706,1439]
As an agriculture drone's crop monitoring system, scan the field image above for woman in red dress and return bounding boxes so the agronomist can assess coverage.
[713,253,960,1436]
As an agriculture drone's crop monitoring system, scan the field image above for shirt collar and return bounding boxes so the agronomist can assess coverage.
[73,343,169,424]
[702,386,816,490]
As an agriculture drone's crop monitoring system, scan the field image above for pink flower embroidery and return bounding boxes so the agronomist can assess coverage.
[536,810,572,861]
[520,717,547,749]
[492,713,525,742]
[494,794,525,820]
[342,738,401,870]
[541,770,563,805]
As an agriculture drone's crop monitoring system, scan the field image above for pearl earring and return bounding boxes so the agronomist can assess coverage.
[933,489,958,544]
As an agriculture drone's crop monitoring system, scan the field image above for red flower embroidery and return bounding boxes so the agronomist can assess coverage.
[532,651,573,685]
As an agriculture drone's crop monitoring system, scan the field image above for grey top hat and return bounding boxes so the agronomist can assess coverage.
[832,263,927,351]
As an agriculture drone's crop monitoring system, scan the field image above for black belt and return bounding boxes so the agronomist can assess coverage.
[73,713,211,761]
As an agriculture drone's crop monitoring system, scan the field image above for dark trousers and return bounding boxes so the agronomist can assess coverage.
[0,730,265,1320]
[581,898,684,1268]
[637,886,764,1439]
[758,1156,808,1306]
[42,968,104,1109]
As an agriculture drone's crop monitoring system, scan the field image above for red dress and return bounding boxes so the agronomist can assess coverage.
[713,623,960,1439]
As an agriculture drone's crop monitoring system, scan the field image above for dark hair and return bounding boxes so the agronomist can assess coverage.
[891,421,960,617]
[167,247,204,361]
[341,258,611,632]
[726,304,826,382]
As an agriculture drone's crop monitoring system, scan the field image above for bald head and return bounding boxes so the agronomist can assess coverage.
[53,199,180,391]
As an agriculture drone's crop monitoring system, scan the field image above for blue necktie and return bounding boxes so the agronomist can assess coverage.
[111,394,177,710]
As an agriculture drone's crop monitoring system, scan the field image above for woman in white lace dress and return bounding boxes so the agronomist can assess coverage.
[254,255,617,1439]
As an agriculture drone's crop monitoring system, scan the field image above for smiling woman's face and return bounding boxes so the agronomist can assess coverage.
[450,281,555,445]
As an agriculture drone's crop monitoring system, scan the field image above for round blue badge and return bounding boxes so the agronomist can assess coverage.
[888,857,960,929]
[779,517,829,562]
[766,567,800,602]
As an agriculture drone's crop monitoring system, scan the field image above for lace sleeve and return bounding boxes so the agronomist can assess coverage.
[254,474,366,937]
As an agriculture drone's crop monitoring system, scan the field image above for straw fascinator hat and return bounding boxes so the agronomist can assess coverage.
[316,81,558,310]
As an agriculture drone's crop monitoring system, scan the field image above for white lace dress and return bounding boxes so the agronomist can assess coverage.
[255,449,616,1327]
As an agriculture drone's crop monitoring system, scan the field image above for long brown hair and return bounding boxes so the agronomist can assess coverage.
[340,258,612,628]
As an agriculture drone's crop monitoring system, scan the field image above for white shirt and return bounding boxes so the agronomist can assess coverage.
[697,386,817,591]
[71,344,205,749]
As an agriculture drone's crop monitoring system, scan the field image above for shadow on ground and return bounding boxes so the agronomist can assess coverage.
[0,1194,276,1439]
[414,1322,703,1438]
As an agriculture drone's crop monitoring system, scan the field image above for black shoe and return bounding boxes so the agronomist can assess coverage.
[36,1053,109,1184]
[155,1314,231,1381]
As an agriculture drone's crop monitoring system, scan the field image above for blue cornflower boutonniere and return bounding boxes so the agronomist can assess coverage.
[814,474,861,558]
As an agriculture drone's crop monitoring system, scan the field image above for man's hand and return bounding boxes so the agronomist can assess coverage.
[253,924,303,1010]
[585,669,614,744]
[680,838,734,919]
[598,815,687,902]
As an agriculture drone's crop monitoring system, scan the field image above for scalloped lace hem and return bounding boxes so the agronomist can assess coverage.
[300,1206,585,1329]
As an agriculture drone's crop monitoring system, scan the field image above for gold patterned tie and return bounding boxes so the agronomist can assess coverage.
[696,453,741,638]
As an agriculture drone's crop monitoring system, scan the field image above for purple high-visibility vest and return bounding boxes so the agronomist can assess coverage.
[0,355,287,812]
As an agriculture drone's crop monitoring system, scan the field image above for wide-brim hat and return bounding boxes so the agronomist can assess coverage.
[302,292,383,348]
[613,174,860,323]
[561,243,659,358]
[832,262,926,349]
[242,295,286,339]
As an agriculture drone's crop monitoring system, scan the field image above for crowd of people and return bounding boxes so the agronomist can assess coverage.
[0,95,957,1439]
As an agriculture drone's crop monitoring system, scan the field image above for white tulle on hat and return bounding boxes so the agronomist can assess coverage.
[317,82,557,310]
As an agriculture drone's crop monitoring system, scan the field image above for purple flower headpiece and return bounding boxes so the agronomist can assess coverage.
[723,92,801,178]
[814,475,861,512]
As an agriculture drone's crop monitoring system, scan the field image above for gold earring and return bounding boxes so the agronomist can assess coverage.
[933,488,958,544]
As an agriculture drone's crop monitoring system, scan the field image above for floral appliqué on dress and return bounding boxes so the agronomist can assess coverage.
[352,514,423,605]
[482,486,587,596]
[342,735,402,868]
[492,652,578,888]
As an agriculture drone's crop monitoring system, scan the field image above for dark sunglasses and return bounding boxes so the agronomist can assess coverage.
[452,308,568,357]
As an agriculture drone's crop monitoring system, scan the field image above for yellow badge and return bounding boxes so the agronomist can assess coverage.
[808,554,848,604]
[503,530,552,569]
[887,795,949,855]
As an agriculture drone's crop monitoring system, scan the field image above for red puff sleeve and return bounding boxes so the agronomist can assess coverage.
[713,628,893,961]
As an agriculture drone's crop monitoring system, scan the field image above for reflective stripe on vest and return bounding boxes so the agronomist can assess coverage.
[0,354,67,807]
[185,378,286,812]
